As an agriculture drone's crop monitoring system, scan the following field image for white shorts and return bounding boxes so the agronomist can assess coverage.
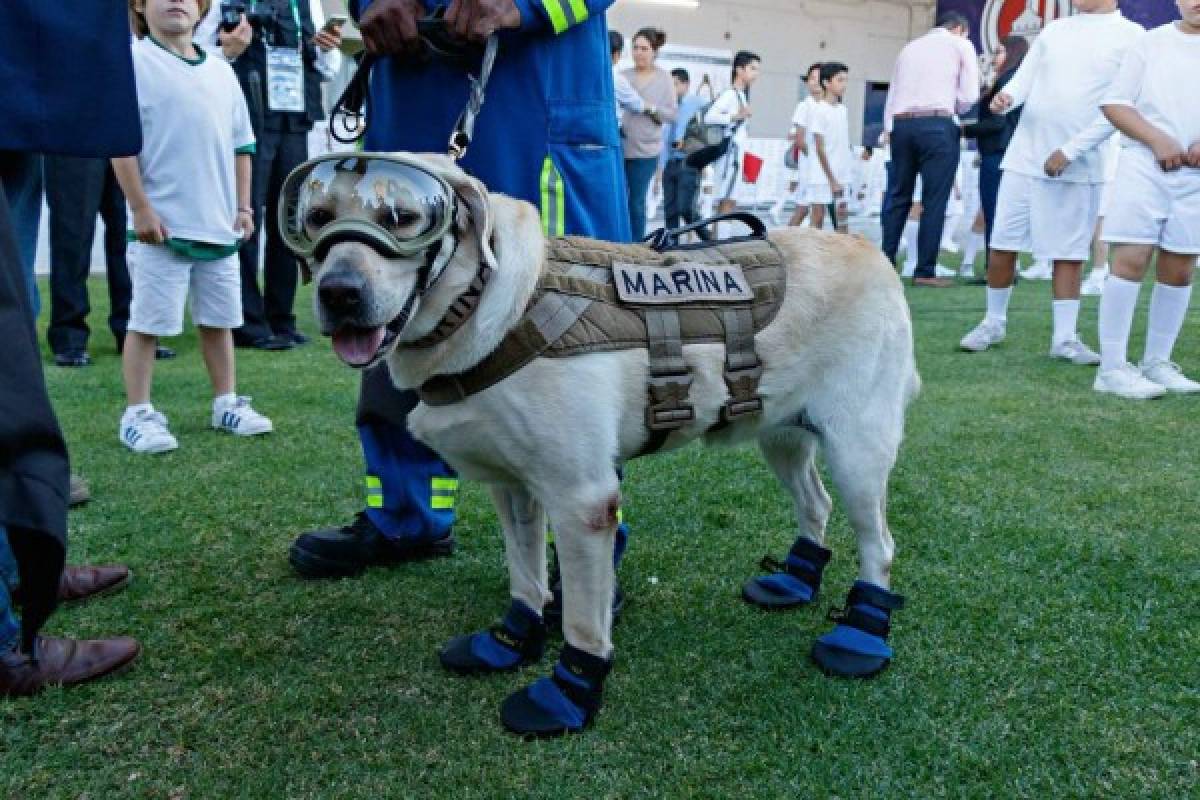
[713,145,741,202]
[1102,152,1200,255]
[990,172,1101,261]
[127,241,243,336]
[1099,177,1117,219]
[803,183,834,206]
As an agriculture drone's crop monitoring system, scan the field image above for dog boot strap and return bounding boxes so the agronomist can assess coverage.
[522,644,613,730]
[440,598,546,673]
[744,537,832,609]
[812,581,906,678]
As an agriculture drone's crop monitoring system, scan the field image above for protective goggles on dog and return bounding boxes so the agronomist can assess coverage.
[278,154,456,263]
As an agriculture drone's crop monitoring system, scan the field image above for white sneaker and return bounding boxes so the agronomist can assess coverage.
[1141,359,1200,393]
[1094,363,1168,399]
[120,408,178,454]
[1050,338,1101,366]
[1080,267,1108,297]
[958,262,976,278]
[212,396,274,436]
[960,319,1006,352]
[1021,262,1053,281]
[935,265,958,278]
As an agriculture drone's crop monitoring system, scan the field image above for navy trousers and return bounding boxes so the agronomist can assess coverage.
[881,116,960,279]
[978,152,1004,247]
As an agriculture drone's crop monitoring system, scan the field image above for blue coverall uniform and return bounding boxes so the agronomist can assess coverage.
[347,0,630,546]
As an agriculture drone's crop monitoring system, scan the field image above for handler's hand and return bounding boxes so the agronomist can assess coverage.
[359,0,424,56]
[218,16,252,60]
[1186,141,1200,169]
[990,91,1013,114]
[445,0,522,42]
[1043,149,1071,178]
[1150,134,1187,172]
[133,206,168,245]
[313,28,343,52]
[236,210,255,241]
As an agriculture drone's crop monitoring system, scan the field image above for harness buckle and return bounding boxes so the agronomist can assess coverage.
[645,371,695,431]
[721,363,764,421]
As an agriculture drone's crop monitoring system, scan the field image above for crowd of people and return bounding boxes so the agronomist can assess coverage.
[2,0,1197,729]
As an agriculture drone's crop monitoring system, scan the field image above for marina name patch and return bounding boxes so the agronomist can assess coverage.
[613,262,754,305]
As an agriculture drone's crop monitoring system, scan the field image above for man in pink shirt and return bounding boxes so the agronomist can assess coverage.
[881,11,980,287]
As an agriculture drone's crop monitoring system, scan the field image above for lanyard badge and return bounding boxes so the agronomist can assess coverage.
[265,0,305,112]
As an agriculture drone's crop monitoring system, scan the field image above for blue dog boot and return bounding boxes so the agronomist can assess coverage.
[439,599,547,675]
[742,536,832,610]
[500,643,613,737]
[811,581,905,679]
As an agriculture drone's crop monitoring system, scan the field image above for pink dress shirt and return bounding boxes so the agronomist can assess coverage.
[883,28,980,132]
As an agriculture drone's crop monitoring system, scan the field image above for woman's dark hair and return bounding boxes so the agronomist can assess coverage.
[609,30,624,57]
[997,34,1030,78]
[820,62,848,90]
[634,27,667,51]
[731,50,760,83]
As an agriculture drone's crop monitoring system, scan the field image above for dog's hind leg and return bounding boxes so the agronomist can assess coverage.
[742,428,834,610]
[809,416,906,679]
[438,485,550,676]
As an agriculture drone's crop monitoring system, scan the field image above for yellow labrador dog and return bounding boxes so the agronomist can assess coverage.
[281,152,919,736]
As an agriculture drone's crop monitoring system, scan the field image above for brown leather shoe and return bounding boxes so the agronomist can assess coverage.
[912,277,954,288]
[1,636,141,697]
[69,474,91,507]
[59,565,132,605]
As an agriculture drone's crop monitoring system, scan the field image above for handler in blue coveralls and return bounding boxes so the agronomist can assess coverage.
[288,0,631,589]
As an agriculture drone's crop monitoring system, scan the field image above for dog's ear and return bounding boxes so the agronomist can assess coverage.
[447,170,498,269]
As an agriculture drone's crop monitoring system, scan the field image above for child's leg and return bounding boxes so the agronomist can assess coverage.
[1143,249,1197,365]
[833,194,849,234]
[1098,244,1154,371]
[199,326,236,398]
[122,331,159,406]
[809,202,826,231]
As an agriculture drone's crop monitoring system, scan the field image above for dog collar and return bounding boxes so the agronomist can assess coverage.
[400,258,494,350]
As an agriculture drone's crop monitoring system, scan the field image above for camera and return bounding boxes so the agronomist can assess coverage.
[220,1,276,33]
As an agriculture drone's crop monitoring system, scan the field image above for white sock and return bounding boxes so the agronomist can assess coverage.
[213,392,238,409]
[1051,299,1080,347]
[962,232,984,271]
[125,402,153,417]
[1091,262,1109,277]
[1143,282,1193,364]
[1098,275,1141,371]
[985,287,1012,326]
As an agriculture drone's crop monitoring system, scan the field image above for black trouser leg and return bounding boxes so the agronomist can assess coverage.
[263,130,308,336]
[99,165,130,349]
[44,156,105,355]
[235,130,273,344]
[663,160,682,230]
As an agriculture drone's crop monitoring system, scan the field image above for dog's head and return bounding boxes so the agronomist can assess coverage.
[278,152,496,369]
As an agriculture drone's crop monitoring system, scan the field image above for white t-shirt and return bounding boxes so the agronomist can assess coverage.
[1103,22,1200,170]
[131,36,256,246]
[704,88,750,149]
[810,102,853,187]
[788,96,819,179]
[1000,10,1143,184]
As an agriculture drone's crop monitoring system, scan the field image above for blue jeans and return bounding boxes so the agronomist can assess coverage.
[0,152,43,316]
[978,152,1004,247]
[624,157,658,242]
[881,116,960,278]
[0,527,19,654]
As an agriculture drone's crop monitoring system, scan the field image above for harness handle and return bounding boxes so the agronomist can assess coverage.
[642,212,768,252]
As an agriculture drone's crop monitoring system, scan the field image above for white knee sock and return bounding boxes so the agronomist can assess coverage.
[984,287,1012,327]
[1051,299,1080,347]
[961,232,984,271]
[1098,275,1142,371]
[1144,282,1193,364]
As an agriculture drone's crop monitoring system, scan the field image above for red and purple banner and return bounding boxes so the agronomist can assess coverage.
[936,0,1181,55]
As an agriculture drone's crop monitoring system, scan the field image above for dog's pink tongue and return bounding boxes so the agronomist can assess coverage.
[332,326,386,367]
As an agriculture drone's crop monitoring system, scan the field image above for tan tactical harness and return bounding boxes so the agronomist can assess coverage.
[416,228,786,455]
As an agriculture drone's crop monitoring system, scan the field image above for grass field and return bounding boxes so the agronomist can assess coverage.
[3,273,1198,799]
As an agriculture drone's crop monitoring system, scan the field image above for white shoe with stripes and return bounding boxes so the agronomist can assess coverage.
[212,396,274,436]
[120,408,179,454]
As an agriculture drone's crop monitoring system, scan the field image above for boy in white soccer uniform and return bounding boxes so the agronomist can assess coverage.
[785,64,824,228]
[112,0,272,453]
[959,0,1143,364]
[810,62,854,233]
[1093,1,1200,399]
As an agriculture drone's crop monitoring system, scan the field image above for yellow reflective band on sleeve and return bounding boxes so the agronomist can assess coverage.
[542,0,569,33]
[567,0,588,25]
[431,477,460,491]
[539,156,565,237]
[431,496,456,510]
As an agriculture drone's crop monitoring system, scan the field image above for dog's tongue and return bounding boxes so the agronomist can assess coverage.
[332,326,386,367]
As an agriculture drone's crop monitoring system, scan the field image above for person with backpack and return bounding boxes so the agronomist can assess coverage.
[660,68,709,239]
[704,50,760,223]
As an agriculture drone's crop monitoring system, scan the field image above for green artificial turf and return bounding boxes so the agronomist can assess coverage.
[2,273,1197,799]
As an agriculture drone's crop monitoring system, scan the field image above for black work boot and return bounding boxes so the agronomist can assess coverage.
[289,511,455,579]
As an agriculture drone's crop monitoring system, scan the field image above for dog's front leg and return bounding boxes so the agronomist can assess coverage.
[490,485,550,614]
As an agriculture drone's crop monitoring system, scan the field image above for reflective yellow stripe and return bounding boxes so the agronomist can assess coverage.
[617,508,624,524]
[365,475,382,490]
[567,0,588,25]
[431,496,456,510]
[542,0,569,33]
[431,477,459,491]
[367,495,384,509]
[539,156,565,237]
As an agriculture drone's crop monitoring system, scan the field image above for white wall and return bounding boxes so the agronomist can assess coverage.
[608,0,936,143]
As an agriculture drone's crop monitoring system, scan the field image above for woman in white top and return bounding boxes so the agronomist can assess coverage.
[621,28,677,240]
[704,50,761,220]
